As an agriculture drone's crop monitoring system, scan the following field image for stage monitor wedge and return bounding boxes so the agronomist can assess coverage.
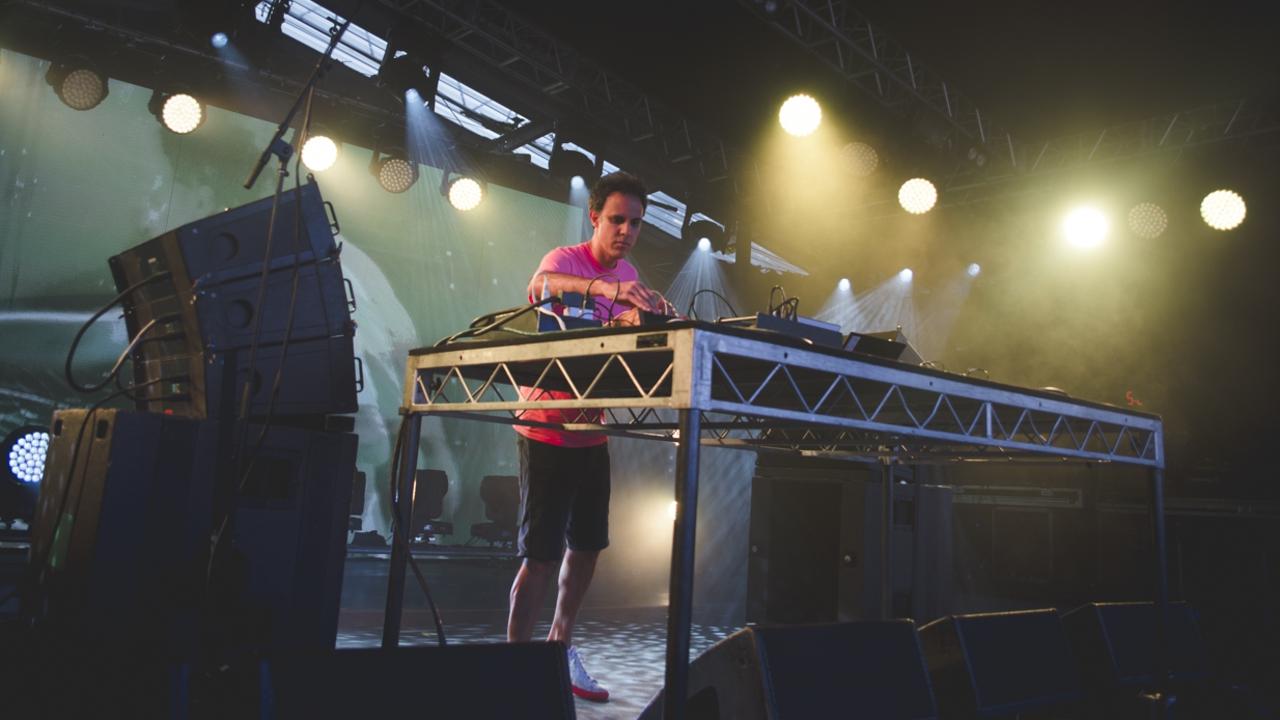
[640,621,937,720]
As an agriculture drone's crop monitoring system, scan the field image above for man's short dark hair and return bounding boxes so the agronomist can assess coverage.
[589,171,648,214]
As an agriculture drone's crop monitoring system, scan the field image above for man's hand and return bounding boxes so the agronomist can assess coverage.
[602,280,675,315]
[607,307,643,327]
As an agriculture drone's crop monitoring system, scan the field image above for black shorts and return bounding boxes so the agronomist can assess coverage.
[516,435,611,561]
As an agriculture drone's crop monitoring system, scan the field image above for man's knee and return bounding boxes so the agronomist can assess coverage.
[522,557,558,581]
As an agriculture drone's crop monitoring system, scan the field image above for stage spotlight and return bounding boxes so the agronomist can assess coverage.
[899,268,913,283]
[148,91,206,134]
[967,263,981,277]
[4,426,50,487]
[378,53,433,104]
[682,218,727,252]
[697,238,712,252]
[779,93,821,137]
[898,178,938,214]
[1128,202,1168,239]
[373,154,418,193]
[211,32,229,49]
[838,277,851,292]
[445,175,485,211]
[570,175,586,189]
[301,134,340,172]
[46,60,108,111]
[1200,189,1246,231]
[549,146,599,185]
[1062,206,1109,248]
[842,141,879,176]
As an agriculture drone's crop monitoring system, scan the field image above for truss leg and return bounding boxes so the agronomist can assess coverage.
[880,461,894,620]
[663,410,702,720]
[381,413,422,648]
[1146,466,1176,714]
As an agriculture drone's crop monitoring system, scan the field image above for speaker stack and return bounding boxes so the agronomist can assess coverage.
[32,182,360,666]
[107,181,358,419]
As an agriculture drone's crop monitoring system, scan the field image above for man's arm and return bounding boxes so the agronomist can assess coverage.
[528,271,671,314]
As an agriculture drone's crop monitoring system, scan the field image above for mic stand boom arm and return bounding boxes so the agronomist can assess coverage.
[243,17,352,189]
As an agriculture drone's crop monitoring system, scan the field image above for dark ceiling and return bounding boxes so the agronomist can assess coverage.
[510,0,1280,152]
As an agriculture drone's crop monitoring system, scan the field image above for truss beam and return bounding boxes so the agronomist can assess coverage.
[377,0,747,199]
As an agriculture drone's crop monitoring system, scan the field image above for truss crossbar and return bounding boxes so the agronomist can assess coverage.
[404,323,1162,468]
[379,0,743,191]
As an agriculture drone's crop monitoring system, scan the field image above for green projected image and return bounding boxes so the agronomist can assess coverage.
[0,50,753,616]
[0,50,585,534]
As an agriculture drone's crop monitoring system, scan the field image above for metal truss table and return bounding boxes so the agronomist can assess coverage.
[383,320,1169,719]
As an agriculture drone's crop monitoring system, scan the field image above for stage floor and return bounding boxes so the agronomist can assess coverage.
[338,607,738,720]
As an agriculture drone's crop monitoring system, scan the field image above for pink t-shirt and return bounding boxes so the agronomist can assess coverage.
[514,242,639,447]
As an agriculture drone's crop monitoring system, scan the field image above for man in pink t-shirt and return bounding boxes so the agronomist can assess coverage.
[507,172,672,702]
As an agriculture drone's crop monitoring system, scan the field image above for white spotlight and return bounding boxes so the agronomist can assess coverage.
[211,32,229,49]
[1062,206,1109,248]
[967,263,981,277]
[570,175,586,189]
[1200,190,1246,231]
[161,93,204,134]
[448,176,484,211]
[842,142,879,176]
[899,268,913,283]
[838,277,851,292]
[697,237,712,252]
[779,94,822,137]
[1128,202,1168,239]
[898,178,938,214]
[301,135,339,172]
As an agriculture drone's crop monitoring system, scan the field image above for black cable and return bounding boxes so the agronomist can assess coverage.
[64,272,172,394]
[686,289,738,320]
[767,285,787,315]
[582,273,620,319]
[433,297,559,347]
[209,89,321,593]
[239,88,317,489]
[389,415,446,646]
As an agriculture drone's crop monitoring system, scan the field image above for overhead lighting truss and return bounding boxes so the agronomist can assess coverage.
[739,0,1004,167]
[372,0,748,194]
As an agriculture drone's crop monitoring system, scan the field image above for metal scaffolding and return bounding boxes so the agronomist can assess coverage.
[383,322,1172,720]
[376,0,749,199]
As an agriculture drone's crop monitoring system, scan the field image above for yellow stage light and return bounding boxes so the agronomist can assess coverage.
[1200,190,1246,231]
[779,94,822,137]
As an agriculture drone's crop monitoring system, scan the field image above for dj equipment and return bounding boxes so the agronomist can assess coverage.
[845,328,923,364]
[639,622,937,720]
[718,312,843,348]
[108,181,358,419]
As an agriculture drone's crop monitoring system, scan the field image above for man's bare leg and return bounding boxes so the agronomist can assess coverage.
[546,549,599,647]
[508,558,556,642]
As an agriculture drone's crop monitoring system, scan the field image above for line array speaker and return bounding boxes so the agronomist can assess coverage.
[108,181,357,418]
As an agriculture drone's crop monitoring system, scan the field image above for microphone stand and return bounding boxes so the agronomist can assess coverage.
[243,17,352,190]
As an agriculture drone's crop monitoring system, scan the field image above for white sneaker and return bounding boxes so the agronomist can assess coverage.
[567,645,609,702]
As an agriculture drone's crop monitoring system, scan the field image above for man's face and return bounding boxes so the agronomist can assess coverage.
[589,192,645,267]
